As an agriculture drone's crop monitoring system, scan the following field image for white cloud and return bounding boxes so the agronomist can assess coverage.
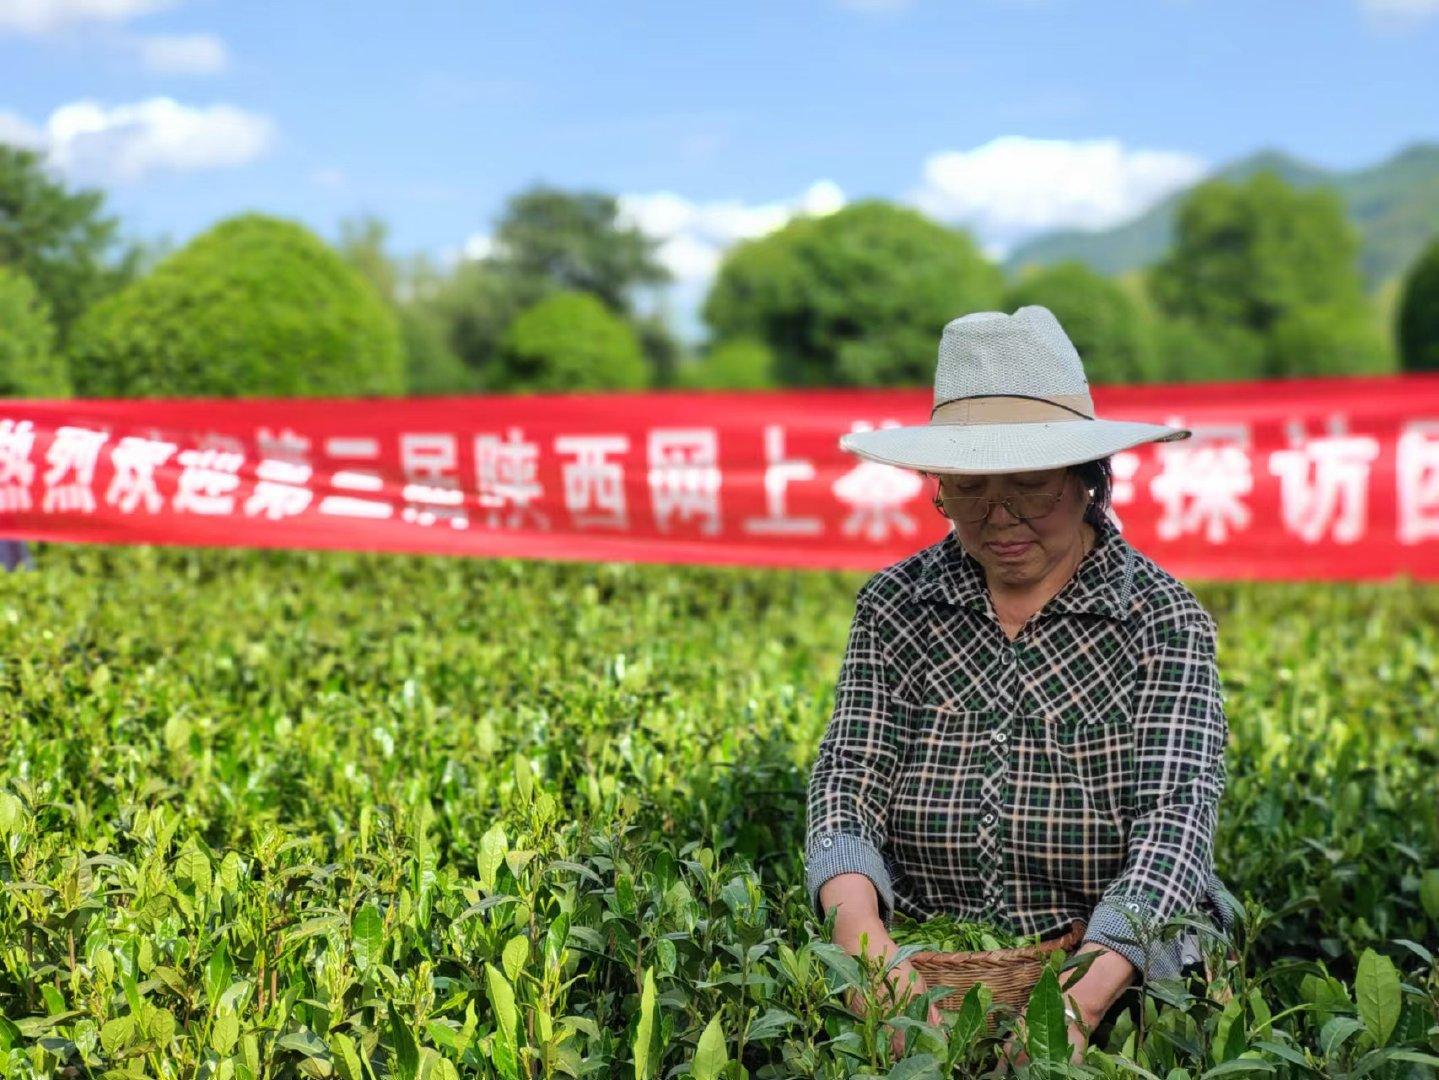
[0,0,175,34]
[461,232,497,261]
[906,135,1207,255]
[1358,0,1439,23]
[0,97,274,183]
[617,179,845,287]
[0,110,44,148]
[134,31,227,74]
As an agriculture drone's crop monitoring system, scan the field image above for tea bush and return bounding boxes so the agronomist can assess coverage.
[1,544,1436,1078]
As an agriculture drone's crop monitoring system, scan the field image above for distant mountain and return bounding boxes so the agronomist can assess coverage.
[1004,143,1439,287]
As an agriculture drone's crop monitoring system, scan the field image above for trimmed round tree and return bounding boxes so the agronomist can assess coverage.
[702,199,1003,387]
[675,337,778,390]
[68,213,404,397]
[0,266,69,397]
[494,290,648,392]
[1398,238,1439,372]
[1003,261,1157,384]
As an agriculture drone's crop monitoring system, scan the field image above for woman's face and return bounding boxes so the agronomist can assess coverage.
[933,466,1092,588]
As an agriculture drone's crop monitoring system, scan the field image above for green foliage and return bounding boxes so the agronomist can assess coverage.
[494,290,648,392]
[491,184,671,316]
[674,337,778,390]
[703,199,1004,387]
[0,265,68,397]
[1268,303,1395,377]
[1003,261,1158,384]
[67,213,405,398]
[887,913,1040,952]
[1,544,1438,1076]
[1398,237,1439,372]
[0,144,136,346]
[1149,172,1387,378]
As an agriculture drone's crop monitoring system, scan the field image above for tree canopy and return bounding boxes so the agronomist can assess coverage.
[1149,171,1391,377]
[0,265,67,397]
[68,213,405,397]
[494,291,648,392]
[0,145,135,346]
[1398,237,1439,372]
[702,199,1003,387]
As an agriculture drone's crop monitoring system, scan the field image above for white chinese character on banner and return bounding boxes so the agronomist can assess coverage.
[1149,421,1254,544]
[742,425,822,536]
[0,419,37,513]
[648,428,721,535]
[42,426,109,513]
[399,433,468,529]
[172,447,244,515]
[317,436,394,520]
[556,435,629,529]
[474,428,549,530]
[1107,450,1141,532]
[1397,420,1439,546]
[255,426,312,464]
[1268,417,1380,544]
[243,458,314,520]
[105,436,178,514]
[831,420,923,542]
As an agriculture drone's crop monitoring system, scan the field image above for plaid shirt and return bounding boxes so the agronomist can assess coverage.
[805,511,1236,981]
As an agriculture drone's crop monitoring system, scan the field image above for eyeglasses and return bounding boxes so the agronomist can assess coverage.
[931,478,1068,523]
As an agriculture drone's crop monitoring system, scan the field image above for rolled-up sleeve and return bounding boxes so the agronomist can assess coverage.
[1082,614,1228,980]
[805,595,905,925]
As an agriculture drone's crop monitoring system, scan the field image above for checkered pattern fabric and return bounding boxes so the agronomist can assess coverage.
[804,511,1236,981]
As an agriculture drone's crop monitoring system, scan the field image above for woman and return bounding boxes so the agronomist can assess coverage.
[805,306,1237,1063]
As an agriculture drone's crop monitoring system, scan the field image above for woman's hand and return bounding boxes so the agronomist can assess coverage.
[998,1019,1088,1072]
[834,918,945,1058]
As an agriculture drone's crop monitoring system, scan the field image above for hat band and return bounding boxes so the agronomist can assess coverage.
[930,393,1095,426]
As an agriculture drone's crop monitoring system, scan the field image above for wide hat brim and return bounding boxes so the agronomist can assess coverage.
[839,417,1191,475]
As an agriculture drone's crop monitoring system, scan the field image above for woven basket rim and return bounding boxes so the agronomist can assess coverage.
[906,918,1086,965]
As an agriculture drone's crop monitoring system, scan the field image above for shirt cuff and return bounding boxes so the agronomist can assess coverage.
[805,832,895,926]
[1081,898,1186,983]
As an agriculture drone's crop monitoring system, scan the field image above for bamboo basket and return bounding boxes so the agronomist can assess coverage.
[907,919,1086,1027]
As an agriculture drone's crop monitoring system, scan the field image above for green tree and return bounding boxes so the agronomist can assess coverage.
[0,266,68,397]
[703,199,1003,387]
[491,184,671,316]
[69,213,404,397]
[336,215,476,394]
[494,291,648,392]
[674,337,778,390]
[1149,171,1386,377]
[1398,237,1439,371]
[1003,261,1157,384]
[0,145,138,346]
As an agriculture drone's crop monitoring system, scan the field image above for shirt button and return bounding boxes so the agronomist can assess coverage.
[993,730,1008,744]
[821,837,834,849]
[981,812,996,826]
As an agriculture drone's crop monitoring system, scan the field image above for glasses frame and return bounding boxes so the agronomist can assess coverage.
[930,471,1071,524]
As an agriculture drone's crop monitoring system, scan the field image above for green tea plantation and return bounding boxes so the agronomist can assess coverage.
[2,543,1437,1078]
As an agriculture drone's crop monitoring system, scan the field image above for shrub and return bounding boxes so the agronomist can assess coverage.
[68,213,405,397]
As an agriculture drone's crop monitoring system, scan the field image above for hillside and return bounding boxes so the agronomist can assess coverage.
[1005,142,1439,287]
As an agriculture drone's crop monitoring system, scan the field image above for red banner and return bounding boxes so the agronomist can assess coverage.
[3,374,1439,580]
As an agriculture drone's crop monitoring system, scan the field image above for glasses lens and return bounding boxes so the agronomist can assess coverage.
[1009,492,1060,520]
[940,496,990,522]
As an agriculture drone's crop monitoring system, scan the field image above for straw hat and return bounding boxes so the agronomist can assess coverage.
[839,305,1191,475]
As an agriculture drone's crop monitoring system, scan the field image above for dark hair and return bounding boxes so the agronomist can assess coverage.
[1071,457,1112,527]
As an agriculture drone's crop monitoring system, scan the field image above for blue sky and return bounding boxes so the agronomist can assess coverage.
[3,0,1437,341]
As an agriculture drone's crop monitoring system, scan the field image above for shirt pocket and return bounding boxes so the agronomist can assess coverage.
[1040,701,1135,824]
[886,699,991,905]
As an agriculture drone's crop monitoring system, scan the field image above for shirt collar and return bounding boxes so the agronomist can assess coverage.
[912,512,1135,624]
